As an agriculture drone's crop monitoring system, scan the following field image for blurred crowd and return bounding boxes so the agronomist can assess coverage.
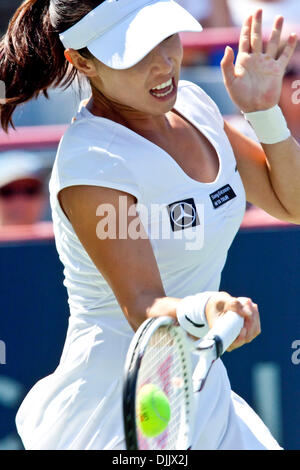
[2,0,299,33]
[176,0,300,27]
[0,152,50,227]
[0,0,299,228]
[1,0,299,38]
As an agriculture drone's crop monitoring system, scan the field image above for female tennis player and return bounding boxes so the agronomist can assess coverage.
[1,0,299,450]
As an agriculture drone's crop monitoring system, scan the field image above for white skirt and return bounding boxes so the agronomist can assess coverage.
[16,316,281,450]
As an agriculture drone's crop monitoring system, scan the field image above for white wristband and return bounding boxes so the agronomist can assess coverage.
[243,105,291,144]
[176,292,217,338]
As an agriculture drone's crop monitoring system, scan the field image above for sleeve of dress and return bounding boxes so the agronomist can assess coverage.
[178,80,225,129]
[51,124,142,203]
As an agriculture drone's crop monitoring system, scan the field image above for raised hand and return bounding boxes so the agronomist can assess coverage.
[221,9,298,113]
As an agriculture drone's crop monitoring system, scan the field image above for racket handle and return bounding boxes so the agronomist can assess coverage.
[205,311,244,357]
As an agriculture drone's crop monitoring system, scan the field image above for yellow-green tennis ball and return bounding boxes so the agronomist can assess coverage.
[137,384,171,438]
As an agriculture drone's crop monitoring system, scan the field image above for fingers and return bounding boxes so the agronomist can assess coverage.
[237,297,261,343]
[222,296,261,352]
[277,32,298,69]
[239,10,294,60]
[266,16,284,58]
[239,15,252,53]
[250,9,263,53]
[223,296,253,320]
[238,10,264,54]
[220,46,236,86]
[205,292,261,352]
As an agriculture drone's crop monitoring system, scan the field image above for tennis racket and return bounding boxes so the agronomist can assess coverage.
[122,311,244,450]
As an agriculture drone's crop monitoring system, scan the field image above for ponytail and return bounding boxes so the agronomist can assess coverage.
[0,0,77,132]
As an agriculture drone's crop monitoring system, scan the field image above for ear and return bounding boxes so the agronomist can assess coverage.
[64,49,73,65]
[64,49,98,78]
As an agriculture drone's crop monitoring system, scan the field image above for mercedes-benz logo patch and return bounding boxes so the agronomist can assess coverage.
[167,198,200,232]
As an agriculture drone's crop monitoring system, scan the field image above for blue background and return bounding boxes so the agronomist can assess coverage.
[0,224,299,449]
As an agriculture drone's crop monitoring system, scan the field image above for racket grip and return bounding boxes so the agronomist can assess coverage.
[205,311,244,357]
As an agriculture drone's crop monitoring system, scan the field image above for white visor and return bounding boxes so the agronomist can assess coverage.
[59,0,202,69]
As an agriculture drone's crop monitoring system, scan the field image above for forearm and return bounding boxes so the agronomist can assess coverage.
[221,9,300,222]
[262,136,300,222]
[124,293,180,332]
[124,291,261,352]
[126,292,215,333]
[125,291,215,334]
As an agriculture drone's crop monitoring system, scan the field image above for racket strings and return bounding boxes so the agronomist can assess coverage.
[136,325,190,450]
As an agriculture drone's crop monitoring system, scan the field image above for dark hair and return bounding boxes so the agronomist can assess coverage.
[0,0,104,132]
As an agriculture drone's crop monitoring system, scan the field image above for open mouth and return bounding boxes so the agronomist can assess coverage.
[149,77,177,100]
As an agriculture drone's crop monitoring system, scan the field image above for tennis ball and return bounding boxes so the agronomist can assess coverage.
[137,384,171,438]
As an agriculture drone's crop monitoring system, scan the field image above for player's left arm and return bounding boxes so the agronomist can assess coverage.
[221,10,300,224]
[224,120,300,224]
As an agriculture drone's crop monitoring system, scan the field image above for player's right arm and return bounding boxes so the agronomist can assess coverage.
[59,185,178,331]
[58,185,259,349]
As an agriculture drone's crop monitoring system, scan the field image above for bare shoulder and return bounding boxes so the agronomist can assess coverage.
[58,184,137,223]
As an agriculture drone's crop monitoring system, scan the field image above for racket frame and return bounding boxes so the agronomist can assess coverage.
[123,311,244,450]
[123,316,194,450]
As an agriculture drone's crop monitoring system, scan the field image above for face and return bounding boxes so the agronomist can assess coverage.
[0,178,47,226]
[70,34,183,118]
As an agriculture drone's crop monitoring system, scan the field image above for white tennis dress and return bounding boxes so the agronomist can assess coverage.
[16,81,281,450]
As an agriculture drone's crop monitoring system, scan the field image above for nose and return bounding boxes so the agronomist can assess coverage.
[150,42,174,74]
